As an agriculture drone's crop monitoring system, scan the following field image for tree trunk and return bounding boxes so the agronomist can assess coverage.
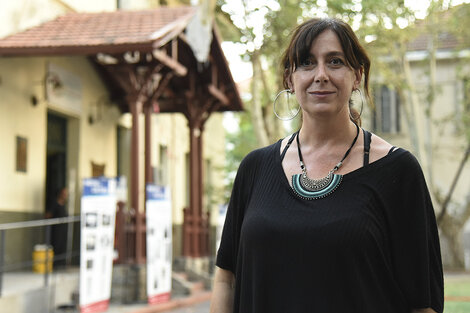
[424,17,439,191]
[439,213,466,269]
[255,57,285,142]
[250,52,270,147]
[402,56,429,171]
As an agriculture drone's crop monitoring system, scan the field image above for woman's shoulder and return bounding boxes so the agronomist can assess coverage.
[368,131,422,174]
[368,131,395,164]
[239,140,281,170]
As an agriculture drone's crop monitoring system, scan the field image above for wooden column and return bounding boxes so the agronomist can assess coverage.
[198,124,207,256]
[188,120,202,257]
[129,97,144,264]
[145,104,153,187]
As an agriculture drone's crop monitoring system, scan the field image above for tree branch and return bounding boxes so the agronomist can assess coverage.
[437,144,470,224]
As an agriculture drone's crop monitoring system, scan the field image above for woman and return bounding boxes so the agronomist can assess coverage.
[210,18,443,313]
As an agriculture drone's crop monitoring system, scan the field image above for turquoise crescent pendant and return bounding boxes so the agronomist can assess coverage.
[292,172,343,200]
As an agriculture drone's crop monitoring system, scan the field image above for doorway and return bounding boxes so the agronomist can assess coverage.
[45,113,67,210]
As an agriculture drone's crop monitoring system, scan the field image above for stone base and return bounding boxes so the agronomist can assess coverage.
[111,264,146,304]
[173,256,215,289]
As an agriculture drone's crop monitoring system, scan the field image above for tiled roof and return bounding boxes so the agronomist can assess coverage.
[407,5,469,51]
[0,6,196,55]
[408,31,462,51]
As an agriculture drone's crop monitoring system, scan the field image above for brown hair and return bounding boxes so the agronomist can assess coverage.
[281,18,371,124]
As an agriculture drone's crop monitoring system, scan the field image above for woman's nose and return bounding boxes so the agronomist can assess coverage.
[314,64,328,83]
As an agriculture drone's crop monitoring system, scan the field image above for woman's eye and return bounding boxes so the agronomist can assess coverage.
[300,59,314,67]
[330,58,344,65]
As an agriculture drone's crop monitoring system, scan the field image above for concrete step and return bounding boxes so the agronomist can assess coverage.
[171,272,206,297]
[0,269,79,313]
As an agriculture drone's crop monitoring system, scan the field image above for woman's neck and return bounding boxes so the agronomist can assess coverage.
[298,112,357,149]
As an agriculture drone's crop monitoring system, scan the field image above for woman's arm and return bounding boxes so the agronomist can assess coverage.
[210,267,235,313]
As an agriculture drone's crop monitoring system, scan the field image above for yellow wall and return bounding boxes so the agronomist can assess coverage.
[203,113,226,225]
[151,112,226,225]
[0,58,47,213]
[0,56,121,214]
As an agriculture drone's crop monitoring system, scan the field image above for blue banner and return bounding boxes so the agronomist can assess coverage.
[83,178,112,196]
[146,184,168,201]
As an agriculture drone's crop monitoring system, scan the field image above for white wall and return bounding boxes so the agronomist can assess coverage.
[370,57,470,204]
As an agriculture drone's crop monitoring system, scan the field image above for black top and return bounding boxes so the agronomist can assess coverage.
[216,137,444,313]
[47,201,67,218]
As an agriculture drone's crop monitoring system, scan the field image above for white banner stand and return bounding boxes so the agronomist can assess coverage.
[79,178,116,313]
[146,184,172,304]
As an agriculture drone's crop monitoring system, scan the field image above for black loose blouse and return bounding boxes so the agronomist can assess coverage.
[216,139,444,313]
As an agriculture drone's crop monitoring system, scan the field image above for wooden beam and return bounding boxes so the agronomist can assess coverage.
[178,33,189,45]
[208,84,229,106]
[211,58,218,87]
[152,49,187,76]
[149,72,174,104]
[172,38,178,60]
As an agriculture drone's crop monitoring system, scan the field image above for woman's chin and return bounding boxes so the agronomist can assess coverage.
[301,104,343,117]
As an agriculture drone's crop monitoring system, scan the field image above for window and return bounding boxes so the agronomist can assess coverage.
[373,85,401,134]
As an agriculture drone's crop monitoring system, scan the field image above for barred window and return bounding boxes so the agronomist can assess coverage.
[373,85,401,134]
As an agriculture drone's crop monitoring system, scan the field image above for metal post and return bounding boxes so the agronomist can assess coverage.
[0,230,5,297]
[44,225,51,287]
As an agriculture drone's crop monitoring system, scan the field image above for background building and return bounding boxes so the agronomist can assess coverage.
[0,0,241,282]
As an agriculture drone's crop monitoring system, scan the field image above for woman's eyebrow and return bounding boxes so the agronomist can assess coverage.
[306,51,345,58]
[325,51,345,58]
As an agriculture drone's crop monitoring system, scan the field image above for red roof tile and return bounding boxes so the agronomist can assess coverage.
[408,25,463,52]
[407,5,470,51]
[0,6,196,55]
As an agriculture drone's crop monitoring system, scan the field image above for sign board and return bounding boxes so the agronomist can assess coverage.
[146,184,172,304]
[79,178,116,313]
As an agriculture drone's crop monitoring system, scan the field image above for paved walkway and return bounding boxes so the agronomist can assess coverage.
[60,295,211,313]
[160,301,210,313]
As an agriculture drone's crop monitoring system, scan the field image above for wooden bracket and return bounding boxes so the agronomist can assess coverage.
[172,38,178,60]
[153,49,187,76]
[148,72,174,105]
[211,58,218,87]
[208,84,229,106]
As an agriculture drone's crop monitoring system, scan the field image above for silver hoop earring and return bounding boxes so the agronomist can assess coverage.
[273,89,301,121]
[349,89,364,120]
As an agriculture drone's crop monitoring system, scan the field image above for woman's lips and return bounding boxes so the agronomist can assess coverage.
[309,91,335,97]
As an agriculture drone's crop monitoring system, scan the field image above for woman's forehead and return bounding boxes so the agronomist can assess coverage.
[308,30,344,55]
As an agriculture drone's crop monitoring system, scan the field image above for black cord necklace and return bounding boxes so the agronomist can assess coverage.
[292,123,360,200]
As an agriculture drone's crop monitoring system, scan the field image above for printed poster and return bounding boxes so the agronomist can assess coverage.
[146,184,172,304]
[79,178,116,313]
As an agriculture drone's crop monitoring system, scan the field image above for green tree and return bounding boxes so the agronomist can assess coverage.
[328,0,470,268]
[217,0,319,187]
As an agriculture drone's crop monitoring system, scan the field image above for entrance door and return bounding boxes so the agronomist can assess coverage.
[45,113,67,210]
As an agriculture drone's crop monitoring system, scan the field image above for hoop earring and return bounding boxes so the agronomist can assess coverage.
[349,89,364,120]
[273,89,300,121]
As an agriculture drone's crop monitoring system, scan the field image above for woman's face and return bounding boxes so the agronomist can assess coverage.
[290,29,361,118]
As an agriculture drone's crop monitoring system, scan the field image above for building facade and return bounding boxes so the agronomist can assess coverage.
[0,0,237,266]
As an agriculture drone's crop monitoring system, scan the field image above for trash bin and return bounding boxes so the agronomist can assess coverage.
[32,244,54,273]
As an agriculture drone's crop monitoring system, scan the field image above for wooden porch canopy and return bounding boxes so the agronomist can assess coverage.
[0,6,243,261]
